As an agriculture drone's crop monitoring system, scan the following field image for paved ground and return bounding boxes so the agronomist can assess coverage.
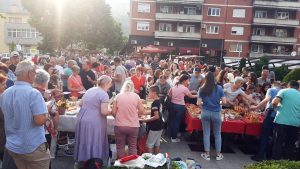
[51,133,257,169]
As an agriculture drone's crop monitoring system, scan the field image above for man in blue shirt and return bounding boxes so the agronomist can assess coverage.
[271,80,300,160]
[250,81,281,161]
[0,61,50,169]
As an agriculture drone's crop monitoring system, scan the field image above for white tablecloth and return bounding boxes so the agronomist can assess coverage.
[58,108,115,135]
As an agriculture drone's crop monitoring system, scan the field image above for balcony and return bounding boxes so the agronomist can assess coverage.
[250,52,292,58]
[156,13,202,22]
[250,35,297,44]
[253,18,299,27]
[157,0,204,4]
[253,0,300,9]
[155,31,201,40]
[4,22,42,45]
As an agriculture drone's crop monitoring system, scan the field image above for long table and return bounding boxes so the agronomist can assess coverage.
[185,112,263,136]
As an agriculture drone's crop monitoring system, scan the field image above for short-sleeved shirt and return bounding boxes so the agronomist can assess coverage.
[147,100,164,131]
[131,75,146,91]
[0,81,47,154]
[114,65,127,92]
[198,85,224,112]
[80,70,96,90]
[257,77,270,86]
[265,87,281,117]
[274,88,300,127]
[189,74,203,91]
[223,83,244,106]
[171,84,190,105]
[114,92,141,127]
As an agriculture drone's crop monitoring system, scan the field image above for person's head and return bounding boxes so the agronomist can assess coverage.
[33,69,50,89]
[58,56,65,66]
[246,84,255,94]
[177,74,190,87]
[97,75,112,91]
[10,51,20,66]
[200,71,216,97]
[0,74,6,93]
[234,76,244,88]
[91,57,97,64]
[120,80,135,93]
[71,65,80,75]
[248,72,258,84]
[288,80,299,90]
[136,66,143,77]
[242,67,249,74]
[147,76,154,85]
[148,85,159,99]
[0,62,9,76]
[261,82,271,94]
[215,67,221,76]
[171,63,179,71]
[233,69,240,77]
[113,57,121,66]
[49,55,57,66]
[129,68,136,77]
[67,60,77,68]
[216,70,228,83]
[1,57,11,66]
[82,60,90,71]
[158,75,167,85]
[15,60,36,84]
[262,65,269,71]
[163,69,171,78]
[44,63,54,75]
[154,56,159,63]
[261,69,269,80]
[193,67,201,76]
[154,69,162,78]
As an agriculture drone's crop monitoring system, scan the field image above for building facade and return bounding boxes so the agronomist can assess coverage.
[129,0,300,59]
[0,4,42,55]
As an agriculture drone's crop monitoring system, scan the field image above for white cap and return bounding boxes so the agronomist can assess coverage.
[10,51,19,57]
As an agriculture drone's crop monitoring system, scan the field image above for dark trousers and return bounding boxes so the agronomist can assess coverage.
[272,123,299,160]
[257,109,275,157]
[188,98,197,105]
[2,148,17,169]
[170,103,186,139]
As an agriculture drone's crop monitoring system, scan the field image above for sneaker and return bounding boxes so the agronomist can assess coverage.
[201,153,210,161]
[171,138,181,143]
[216,154,224,161]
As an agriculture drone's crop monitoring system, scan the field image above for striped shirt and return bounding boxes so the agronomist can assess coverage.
[0,81,47,154]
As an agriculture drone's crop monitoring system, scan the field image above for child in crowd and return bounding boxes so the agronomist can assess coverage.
[140,85,164,154]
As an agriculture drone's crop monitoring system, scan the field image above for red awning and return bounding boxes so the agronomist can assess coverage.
[179,47,199,55]
[140,45,168,53]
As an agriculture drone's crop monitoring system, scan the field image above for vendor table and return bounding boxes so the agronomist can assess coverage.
[185,113,246,134]
[243,118,263,137]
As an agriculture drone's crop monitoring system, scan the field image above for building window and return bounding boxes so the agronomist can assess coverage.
[159,23,172,32]
[206,25,219,34]
[7,28,38,38]
[184,7,196,15]
[183,24,195,33]
[254,11,267,18]
[154,41,160,46]
[230,43,242,52]
[208,7,220,16]
[232,9,245,18]
[276,12,289,19]
[275,29,287,37]
[253,28,265,36]
[251,44,263,53]
[137,3,150,13]
[137,22,150,31]
[160,6,173,14]
[168,42,174,46]
[8,17,22,23]
[231,26,244,35]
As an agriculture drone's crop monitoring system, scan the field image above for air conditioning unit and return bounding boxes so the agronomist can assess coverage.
[154,41,160,46]
[131,40,137,44]
[202,43,207,48]
[168,42,173,46]
[201,24,206,29]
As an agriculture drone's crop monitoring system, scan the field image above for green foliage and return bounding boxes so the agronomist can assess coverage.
[273,64,290,81]
[21,0,126,53]
[9,42,16,52]
[238,58,247,72]
[282,68,300,82]
[244,160,300,169]
[253,57,269,76]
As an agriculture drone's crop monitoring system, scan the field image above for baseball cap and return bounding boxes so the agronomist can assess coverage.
[10,51,19,57]
[194,67,201,73]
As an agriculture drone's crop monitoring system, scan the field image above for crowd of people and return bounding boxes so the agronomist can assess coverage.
[0,51,298,168]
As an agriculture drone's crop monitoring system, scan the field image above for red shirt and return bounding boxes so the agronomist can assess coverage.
[131,75,145,91]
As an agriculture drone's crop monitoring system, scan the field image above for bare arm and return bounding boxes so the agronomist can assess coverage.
[197,98,202,107]
[272,97,281,107]
[186,92,197,99]
[33,113,49,126]
[137,100,145,115]
[111,100,117,117]
[141,111,159,123]
[251,95,271,110]
[241,92,257,105]
[100,102,111,116]
[221,96,227,105]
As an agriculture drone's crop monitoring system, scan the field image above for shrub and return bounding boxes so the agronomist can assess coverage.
[244,160,300,169]
[282,68,300,82]
[273,64,290,81]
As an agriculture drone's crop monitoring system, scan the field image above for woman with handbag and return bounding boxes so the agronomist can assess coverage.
[169,74,197,142]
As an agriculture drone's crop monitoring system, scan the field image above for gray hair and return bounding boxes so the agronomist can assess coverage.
[97,75,112,87]
[15,60,35,76]
[67,60,77,67]
[120,80,135,93]
[34,69,50,85]
[234,76,244,85]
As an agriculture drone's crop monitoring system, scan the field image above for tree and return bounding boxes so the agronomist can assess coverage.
[253,56,269,76]
[282,68,300,82]
[21,0,126,53]
[238,57,246,72]
[273,64,290,81]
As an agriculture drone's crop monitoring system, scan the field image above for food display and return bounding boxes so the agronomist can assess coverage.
[186,104,201,118]
[67,100,77,111]
[141,99,153,112]
[244,112,263,123]
[222,109,242,121]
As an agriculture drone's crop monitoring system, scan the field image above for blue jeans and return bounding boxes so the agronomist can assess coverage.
[170,103,186,139]
[201,109,222,152]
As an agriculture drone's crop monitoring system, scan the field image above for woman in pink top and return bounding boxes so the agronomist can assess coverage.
[68,65,84,97]
[169,74,197,142]
[112,80,144,159]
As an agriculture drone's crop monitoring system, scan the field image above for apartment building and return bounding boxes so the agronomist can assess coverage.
[129,0,300,59]
[0,3,42,55]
